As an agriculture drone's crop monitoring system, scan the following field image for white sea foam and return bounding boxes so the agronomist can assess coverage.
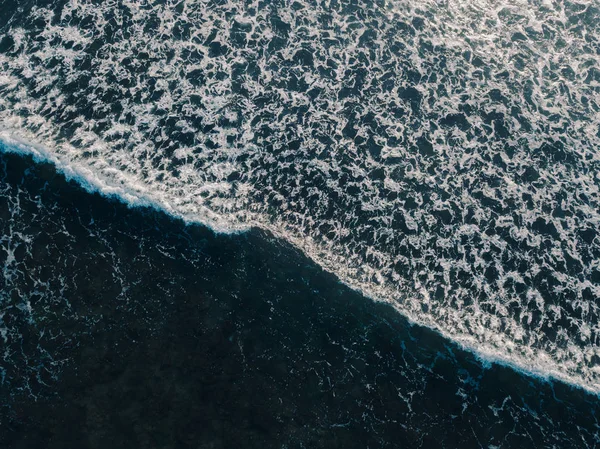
[1,0,599,394]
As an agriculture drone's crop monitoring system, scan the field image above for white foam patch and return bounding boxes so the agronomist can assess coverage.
[0,0,600,394]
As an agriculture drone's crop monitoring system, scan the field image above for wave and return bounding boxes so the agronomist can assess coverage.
[2,133,599,396]
[1,0,600,394]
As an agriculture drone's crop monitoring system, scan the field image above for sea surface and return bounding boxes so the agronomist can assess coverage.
[0,0,599,447]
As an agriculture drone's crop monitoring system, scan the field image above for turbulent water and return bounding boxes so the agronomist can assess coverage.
[2,151,599,448]
[1,0,600,400]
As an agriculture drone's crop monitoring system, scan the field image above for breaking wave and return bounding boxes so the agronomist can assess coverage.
[1,0,600,393]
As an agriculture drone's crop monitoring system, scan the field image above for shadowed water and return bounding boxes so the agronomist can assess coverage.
[1,151,599,448]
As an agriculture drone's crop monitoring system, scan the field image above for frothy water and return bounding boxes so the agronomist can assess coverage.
[1,0,599,393]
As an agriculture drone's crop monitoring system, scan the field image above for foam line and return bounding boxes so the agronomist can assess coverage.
[0,130,250,234]
[0,135,598,397]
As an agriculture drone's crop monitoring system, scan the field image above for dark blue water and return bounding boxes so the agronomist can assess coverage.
[1,150,599,448]
[1,0,600,446]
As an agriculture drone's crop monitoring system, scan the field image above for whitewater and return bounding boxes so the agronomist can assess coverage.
[1,0,599,394]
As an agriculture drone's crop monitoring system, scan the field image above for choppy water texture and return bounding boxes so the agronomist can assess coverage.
[2,151,600,448]
[0,0,599,412]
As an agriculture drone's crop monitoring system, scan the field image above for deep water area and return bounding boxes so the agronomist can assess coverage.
[1,153,599,449]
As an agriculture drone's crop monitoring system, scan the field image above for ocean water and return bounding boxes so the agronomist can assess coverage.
[0,0,599,447]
